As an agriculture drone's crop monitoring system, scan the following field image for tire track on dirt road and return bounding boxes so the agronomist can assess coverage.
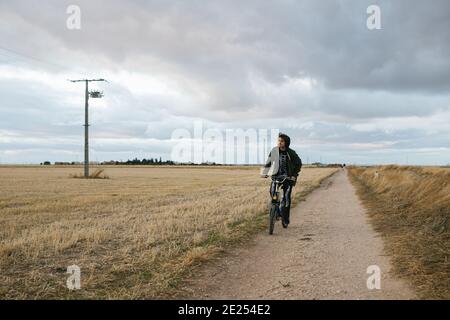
[181,170,416,299]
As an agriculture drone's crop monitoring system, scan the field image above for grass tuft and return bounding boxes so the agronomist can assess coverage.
[70,169,109,179]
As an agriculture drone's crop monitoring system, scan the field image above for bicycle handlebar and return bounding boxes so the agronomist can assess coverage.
[270,175,296,183]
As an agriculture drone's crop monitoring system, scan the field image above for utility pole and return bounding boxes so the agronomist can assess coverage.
[69,79,106,178]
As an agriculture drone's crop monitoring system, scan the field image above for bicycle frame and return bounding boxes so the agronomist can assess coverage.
[266,175,296,235]
[271,180,285,206]
[270,175,293,204]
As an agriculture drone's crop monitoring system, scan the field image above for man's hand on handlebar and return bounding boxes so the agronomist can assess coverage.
[261,175,297,181]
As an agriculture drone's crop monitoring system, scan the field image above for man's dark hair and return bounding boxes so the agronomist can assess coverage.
[279,133,291,148]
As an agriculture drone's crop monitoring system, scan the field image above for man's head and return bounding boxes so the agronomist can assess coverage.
[278,133,291,151]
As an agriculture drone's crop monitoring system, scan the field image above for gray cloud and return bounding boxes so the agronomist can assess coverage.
[0,0,449,164]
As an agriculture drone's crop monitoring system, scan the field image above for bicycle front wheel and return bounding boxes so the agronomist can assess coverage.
[269,205,277,235]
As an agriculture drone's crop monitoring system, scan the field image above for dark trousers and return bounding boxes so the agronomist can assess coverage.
[270,180,293,224]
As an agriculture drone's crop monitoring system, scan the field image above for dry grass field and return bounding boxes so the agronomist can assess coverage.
[0,166,336,299]
[349,165,450,299]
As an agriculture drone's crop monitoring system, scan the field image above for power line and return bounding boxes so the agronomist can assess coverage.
[0,45,67,71]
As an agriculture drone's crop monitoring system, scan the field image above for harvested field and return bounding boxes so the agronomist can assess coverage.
[0,166,336,299]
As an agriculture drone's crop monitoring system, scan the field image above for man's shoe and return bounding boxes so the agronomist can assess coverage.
[282,221,288,228]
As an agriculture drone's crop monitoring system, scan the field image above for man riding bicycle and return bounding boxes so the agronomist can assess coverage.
[261,133,302,228]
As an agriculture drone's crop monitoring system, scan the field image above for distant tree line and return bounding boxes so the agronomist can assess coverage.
[114,157,174,165]
[310,162,346,168]
[104,158,221,166]
[42,158,221,166]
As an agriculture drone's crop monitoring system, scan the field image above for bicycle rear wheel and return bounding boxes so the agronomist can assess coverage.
[269,205,277,235]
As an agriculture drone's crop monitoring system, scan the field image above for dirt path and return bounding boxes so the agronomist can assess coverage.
[182,170,416,299]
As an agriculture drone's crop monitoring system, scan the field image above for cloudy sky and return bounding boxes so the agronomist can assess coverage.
[0,0,449,165]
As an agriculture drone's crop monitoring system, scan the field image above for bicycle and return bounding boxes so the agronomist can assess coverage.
[266,175,296,235]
